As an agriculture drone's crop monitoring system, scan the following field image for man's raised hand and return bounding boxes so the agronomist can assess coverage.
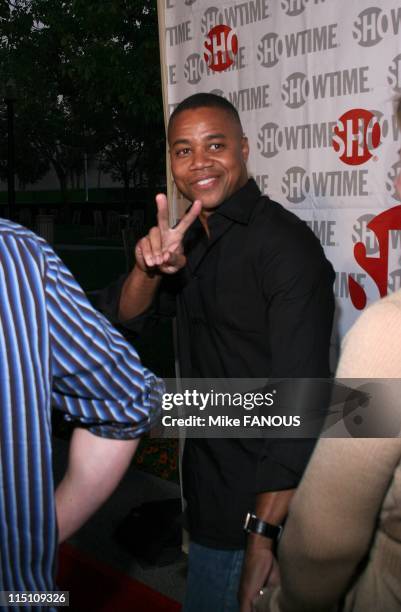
[135,194,202,275]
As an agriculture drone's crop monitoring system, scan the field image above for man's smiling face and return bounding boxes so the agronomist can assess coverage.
[168,106,249,216]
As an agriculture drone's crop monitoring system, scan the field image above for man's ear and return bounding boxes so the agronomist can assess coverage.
[241,136,249,162]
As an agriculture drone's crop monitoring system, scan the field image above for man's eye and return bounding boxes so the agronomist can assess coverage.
[210,143,223,151]
[176,148,190,157]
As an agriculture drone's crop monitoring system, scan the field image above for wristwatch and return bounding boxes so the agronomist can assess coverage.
[243,512,282,541]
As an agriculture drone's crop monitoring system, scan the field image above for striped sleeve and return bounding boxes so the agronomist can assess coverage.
[42,242,163,439]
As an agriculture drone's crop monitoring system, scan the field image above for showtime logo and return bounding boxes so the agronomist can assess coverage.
[388,53,401,93]
[184,53,205,84]
[281,0,307,15]
[352,214,378,256]
[281,67,369,109]
[258,33,282,67]
[281,72,309,108]
[281,166,369,204]
[184,48,245,85]
[280,0,326,16]
[332,109,381,166]
[201,6,221,33]
[204,25,238,72]
[257,24,337,68]
[353,6,401,47]
[282,166,310,204]
[349,206,401,309]
[257,120,336,158]
[386,159,401,200]
[201,2,269,34]
[258,122,282,157]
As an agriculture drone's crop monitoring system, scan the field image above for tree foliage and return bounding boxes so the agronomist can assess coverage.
[0,0,164,201]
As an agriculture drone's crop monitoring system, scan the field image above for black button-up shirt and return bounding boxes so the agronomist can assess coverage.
[100,179,335,548]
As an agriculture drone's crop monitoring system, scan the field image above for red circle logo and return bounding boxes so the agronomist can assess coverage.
[332,108,381,166]
[204,25,238,72]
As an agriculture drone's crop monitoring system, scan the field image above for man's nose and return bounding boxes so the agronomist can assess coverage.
[190,148,212,169]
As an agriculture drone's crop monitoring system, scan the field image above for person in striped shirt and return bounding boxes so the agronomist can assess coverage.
[0,218,163,606]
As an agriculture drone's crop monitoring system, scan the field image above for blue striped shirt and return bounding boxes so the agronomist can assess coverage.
[0,219,163,605]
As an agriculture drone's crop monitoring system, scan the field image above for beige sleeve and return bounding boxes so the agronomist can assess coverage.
[336,298,401,378]
[262,298,401,612]
[270,438,401,612]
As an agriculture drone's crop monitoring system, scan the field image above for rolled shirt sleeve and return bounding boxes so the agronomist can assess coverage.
[43,243,164,439]
[91,273,179,335]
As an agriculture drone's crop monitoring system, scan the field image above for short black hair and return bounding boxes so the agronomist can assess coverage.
[168,93,242,135]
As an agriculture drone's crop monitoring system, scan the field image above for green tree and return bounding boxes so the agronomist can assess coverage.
[0,0,164,203]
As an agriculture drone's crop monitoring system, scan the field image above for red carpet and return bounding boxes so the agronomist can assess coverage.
[57,542,182,612]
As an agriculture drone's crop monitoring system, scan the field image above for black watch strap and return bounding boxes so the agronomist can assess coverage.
[243,512,282,540]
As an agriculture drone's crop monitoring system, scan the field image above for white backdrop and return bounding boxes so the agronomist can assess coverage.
[157,0,401,347]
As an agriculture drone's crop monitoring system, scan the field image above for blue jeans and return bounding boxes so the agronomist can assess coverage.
[183,542,245,612]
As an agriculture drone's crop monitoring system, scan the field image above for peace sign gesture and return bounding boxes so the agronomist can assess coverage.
[135,193,202,275]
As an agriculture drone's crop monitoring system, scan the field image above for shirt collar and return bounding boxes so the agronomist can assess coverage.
[213,178,262,225]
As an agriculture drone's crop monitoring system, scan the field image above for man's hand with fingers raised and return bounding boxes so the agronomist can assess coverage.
[118,193,202,321]
[135,193,202,275]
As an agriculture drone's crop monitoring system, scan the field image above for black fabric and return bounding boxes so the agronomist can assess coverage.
[97,179,335,549]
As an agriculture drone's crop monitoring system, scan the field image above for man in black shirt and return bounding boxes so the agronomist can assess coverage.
[108,93,335,612]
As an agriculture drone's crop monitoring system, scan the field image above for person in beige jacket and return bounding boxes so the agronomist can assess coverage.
[257,102,401,612]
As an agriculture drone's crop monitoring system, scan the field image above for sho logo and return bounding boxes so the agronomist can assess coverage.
[349,206,401,309]
[353,7,401,46]
[184,53,205,85]
[257,33,283,67]
[353,7,388,46]
[386,159,401,199]
[352,214,378,256]
[332,109,381,166]
[281,166,309,204]
[204,24,238,72]
[280,0,308,16]
[201,7,221,35]
[257,122,281,157]
[281,72,309,108]
[388,54,401,93]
